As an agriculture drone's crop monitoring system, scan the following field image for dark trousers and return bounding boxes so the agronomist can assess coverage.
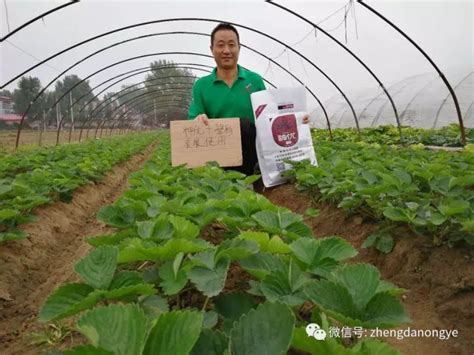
[226,118,257,176]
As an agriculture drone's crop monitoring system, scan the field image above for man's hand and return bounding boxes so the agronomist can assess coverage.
[195,113,209,125]
[302,114,310,124]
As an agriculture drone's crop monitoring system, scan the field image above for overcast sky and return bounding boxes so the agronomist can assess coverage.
[1,0,473,126]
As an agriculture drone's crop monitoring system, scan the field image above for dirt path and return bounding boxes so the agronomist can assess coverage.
[0,143,156,355]
[262,184,473,355]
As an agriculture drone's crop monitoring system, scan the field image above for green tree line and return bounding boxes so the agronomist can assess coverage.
[1,59,195,129]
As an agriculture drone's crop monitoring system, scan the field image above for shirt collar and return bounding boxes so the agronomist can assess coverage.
[212,65,246,83]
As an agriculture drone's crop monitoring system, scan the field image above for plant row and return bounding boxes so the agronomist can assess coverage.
[39,133,408,354]
[0,132,158,243]
[286,132,474,251]
[313,124,473,147]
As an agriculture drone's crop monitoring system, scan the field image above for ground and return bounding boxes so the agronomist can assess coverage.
[0,159,472,354]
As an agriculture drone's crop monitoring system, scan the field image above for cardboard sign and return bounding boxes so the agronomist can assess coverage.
[170,118,242,168]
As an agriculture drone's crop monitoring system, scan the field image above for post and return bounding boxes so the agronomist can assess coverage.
[70,91,75,132]
[38,109,45,146]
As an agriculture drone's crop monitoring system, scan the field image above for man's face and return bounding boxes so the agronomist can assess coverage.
[211,29,240,70]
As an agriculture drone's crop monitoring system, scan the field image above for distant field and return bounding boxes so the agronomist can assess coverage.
[0,129,124,152]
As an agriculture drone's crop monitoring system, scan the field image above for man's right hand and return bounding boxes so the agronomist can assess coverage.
[195,113,209,125]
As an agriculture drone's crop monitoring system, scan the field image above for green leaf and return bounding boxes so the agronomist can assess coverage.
[243,174,261,185]
[97,203,147,228]
[291,326,347,354]
[376,280,406,296]
[214,292,256,333]
[74,246,118,290]
[290,237,357,276]
[143,310,203,355]
[0,208,20,220]
[188,259,230,297]
[239,252,282,279]
[169,215,200,239]
[0,229,28,243]
[39,283,101,322]
[362,229,394,254]
[87,229,136,247]
[77,304,148,355]
[292,326,400,355]
[137,215,174,240]
[136,221,156,239]
[202,310,218,329]
[363,292,411,328]
[438,199,470,216]
[104,284,155,300]
[305,207,320,218]
[118,238,211,263]
[305,264,410,328]
[260,259,309,306]
[65,345,112,354]
[109,271,143,289]
[305,280,359,323]
[230,301,295,355]
[291,237,357,265]
[158,260,188,295]
[351,338,401,355]
[191,329,228,355]
[238,231,270,250]
[376,234,395,254]
[252,209,304,236]
[383,207,410,222]
[267,235,291,254]
[173,252,185,279]
[331,264,380,310]
[215,238,259,263]
[140,295,169,318]
[461,220,474,233]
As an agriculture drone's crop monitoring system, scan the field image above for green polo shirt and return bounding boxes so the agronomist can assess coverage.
[188,65,266,123]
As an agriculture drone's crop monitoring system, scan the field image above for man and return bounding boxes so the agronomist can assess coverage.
[188,22,308,175]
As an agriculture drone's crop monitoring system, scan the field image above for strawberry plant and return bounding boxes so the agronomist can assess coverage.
[39,134,409,354]
[0,132,157,243]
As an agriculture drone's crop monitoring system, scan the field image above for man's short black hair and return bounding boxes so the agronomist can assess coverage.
[211,23,240,47]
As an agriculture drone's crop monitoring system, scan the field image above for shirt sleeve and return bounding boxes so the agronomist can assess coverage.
[256,74,266,92]
[188,81,205,120]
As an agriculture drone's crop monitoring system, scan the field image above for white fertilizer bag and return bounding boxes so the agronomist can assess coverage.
[251,86,318,187]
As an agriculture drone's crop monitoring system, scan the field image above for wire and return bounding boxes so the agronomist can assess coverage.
[315,1,351,26]
[271,27,314,60]
[351,0,359,39]
[286,49,295,87]
[5,39,62,72]
[3,0,11,33]
[324,2,353,32]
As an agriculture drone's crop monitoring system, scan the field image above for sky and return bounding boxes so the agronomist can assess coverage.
[1,0,473,127]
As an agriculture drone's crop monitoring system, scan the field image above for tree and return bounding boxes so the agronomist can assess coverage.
[54,74,96,126]
[142,59,195,127]
[12,76,43,121]
[0,89,12,98]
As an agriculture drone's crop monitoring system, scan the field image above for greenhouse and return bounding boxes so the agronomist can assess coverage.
[0,1,472,355]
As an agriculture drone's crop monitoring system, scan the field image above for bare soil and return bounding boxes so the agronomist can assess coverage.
[262,183,474,355]
[0,143,155,355]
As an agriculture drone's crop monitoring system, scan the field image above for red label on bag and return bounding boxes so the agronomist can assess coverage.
[271,114,298,147]
[255,104,267,119]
